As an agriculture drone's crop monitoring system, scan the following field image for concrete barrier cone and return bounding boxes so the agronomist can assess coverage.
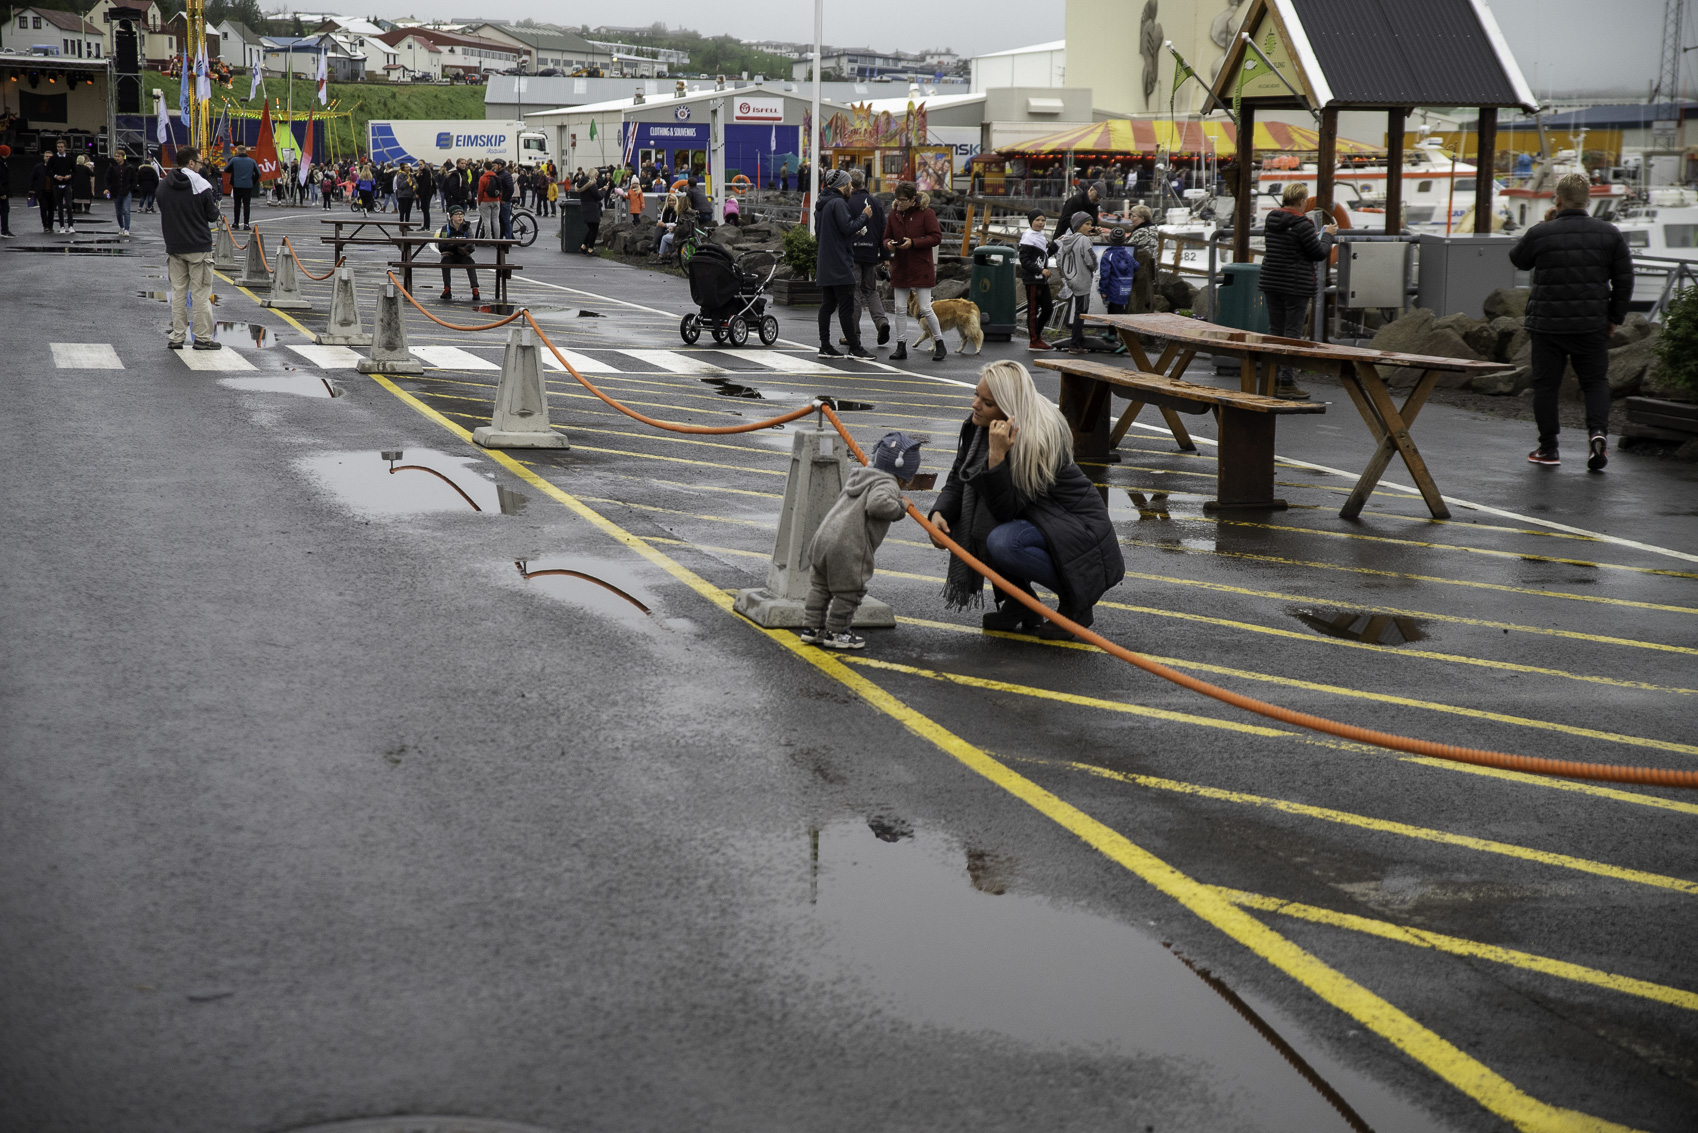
[213,223,238,271]
[356,282,423,375]
[473,324,569,449]
[317,264,370,346]
[235,227,272,289]
[261,246,312,311]
[733,426,894,628]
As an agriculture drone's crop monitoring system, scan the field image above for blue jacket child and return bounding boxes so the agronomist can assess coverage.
[1097,228,1138,309]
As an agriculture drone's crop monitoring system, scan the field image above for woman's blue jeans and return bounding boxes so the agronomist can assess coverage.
[984,519,1060,595]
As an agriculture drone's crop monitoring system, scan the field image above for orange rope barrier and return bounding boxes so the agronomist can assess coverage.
[811,407,1698,791]
[389,272,527,332]
[221,216,248,251]
[283,236,343,281]
[378,278,1698,790]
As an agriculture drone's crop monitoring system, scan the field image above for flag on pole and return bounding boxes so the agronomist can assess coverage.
[195,41,211,102]
[588,119,597,140]
[769,124,776,151]
[1167,44,1196,117]
[249,61,263,101]
[178,53,191,120]
[621,120,637,168]
[299,109,315,185]
[251,98,281,181]
[155,91,170,145]
[316,50,328,106]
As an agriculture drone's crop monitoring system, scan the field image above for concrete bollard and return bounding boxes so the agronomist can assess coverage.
[356,283,423,375]
[317,264,370,345]
[733,426,895,628]
[473,323,569,449]
[214,223,238,271]
[261,247,312,311]
[235,227,271,289]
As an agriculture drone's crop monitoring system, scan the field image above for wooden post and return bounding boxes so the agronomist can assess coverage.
[1233,104,1256,263]
[1385,108,1406,235]
[959,202,975,257]
[1474,107,1498,236]
[1315,107,1337,215]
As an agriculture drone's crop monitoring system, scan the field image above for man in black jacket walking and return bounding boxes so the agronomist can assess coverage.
[1510,172,1634,470]
[47,137,78,234]
[845,169,890,347]
[157,146,224,350]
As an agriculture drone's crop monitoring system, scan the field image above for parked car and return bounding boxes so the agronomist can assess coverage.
[536,67,563,77]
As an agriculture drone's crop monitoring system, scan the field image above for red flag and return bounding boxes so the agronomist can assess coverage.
[251,98,281,182]
[297,109,314,185]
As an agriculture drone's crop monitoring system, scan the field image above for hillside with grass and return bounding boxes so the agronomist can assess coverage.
[145,70,488,157]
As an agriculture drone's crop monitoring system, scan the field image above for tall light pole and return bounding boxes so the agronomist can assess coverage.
[807,0,821,234]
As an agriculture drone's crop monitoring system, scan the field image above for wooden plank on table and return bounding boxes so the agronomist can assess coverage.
[1033,358,1325,413]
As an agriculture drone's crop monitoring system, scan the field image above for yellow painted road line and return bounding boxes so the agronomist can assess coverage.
[351,363,1645,1132]
[889,615,1698,756]
[575,495,776,530]
[1216,888,1698,1013]
[1124,540,1698,616]
[838,655,1294,737]
[1117,572,1698,657]
[642,535,771,559]
[1053,759,1698,896]
[895,616,1698,817]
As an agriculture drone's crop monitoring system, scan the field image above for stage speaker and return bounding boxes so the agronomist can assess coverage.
[115,21,140,112]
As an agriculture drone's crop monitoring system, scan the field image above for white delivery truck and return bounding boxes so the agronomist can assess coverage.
[366,119,554,168]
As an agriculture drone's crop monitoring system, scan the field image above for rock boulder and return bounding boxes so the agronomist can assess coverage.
[1482,287,1530,320]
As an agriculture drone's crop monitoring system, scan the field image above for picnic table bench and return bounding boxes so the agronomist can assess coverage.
[1086,313,1514,520]
[319,217,422,261]
[1036,358,1325,510]
[319,234,523,303]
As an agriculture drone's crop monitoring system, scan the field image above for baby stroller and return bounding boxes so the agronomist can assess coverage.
[679,245,780,347]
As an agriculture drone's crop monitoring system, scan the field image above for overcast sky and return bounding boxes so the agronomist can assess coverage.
[371,0,1666,98]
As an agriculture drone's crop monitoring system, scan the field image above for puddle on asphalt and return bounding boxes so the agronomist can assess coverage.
[804,820,1435,1131]
[815,395,876,412]
[215,322,279,349]
[1292,608,1426,646]
[138,290,221,305]
[220,374,340,398]
[515,556,654,621]
[498,485,529,515]
[297,449,502,516]
[710,381,764,399]
[484,304,603,318]
[12,245,132,255]
[1107,489,1176,522]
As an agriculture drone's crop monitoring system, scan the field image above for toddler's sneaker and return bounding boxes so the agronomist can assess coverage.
[797,626,825,646]
[819,630,866,650]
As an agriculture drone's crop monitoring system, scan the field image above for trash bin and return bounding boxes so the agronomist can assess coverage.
[1213,261,1268,372]
[970,244,1017,341]
[558,194,586,254]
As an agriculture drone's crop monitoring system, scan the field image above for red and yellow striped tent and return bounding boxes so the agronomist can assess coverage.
[996,119,1383,158]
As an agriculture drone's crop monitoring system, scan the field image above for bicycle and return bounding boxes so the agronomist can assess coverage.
[472,206,538,248]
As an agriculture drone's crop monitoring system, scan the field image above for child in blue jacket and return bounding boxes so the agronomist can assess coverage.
[1096,227,1138,350]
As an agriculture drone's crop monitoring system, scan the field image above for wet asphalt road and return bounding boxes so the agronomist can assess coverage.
[3,203,1698,1133]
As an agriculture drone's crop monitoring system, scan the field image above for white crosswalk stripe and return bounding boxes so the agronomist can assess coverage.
[288,344,364,369]
[541,347,623,373]
[412,345,500,370]
[177,347,256,372]
[618,349,731,375]
[50,343,124,369]
[735,350,847,374]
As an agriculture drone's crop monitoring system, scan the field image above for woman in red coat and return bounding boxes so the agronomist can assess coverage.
[881,181,946,361]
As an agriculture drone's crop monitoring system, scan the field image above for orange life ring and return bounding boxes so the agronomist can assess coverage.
[671,179,689,192]
[728,175,752,196]
[1302,198,1351,265]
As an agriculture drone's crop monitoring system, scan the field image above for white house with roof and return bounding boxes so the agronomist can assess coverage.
[381,31,443,81]
[4,5,104,58]
[215,19,265,71]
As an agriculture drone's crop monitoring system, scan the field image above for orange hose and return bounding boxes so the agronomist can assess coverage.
[283,236,342,281]
[389,272,527,332]
[524,310,822,434]
[376,277,1698,789]
[811,405,1698,790]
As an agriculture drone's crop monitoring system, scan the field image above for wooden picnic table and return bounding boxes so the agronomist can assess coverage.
[319,217,423,261]
[320,233,523,303]
[1085,312,1513,520]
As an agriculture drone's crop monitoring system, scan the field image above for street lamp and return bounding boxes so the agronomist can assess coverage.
[807,0,822,234]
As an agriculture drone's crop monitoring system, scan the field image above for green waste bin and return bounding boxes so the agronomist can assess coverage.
[558,195,586,253]
[970,244,1017,341]
[1213,261,1268,372]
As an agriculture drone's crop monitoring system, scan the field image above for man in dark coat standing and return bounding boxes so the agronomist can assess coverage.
[1510,172,1634,471]
[845,168,890,347]
[226,144,258,230]
[1058,178,1107,237]
[814,168,874,358]
[156,145,223,350]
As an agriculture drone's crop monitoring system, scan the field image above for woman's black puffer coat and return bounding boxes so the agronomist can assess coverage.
[934,419,1125,615]
[1258,208,1331,296]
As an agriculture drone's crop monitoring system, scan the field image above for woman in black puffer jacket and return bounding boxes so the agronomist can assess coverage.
[929,360,1124,641]
[1257,181,1336,398]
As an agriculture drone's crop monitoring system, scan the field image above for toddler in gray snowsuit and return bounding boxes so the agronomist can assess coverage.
[799,432,924,650]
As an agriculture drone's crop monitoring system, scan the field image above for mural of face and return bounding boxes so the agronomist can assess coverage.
[1139,0,1163,106]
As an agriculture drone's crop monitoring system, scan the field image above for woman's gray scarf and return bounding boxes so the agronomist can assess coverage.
[942,427,1000,611]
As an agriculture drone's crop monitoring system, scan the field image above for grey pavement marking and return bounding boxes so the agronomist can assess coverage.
[49,343,124,369]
